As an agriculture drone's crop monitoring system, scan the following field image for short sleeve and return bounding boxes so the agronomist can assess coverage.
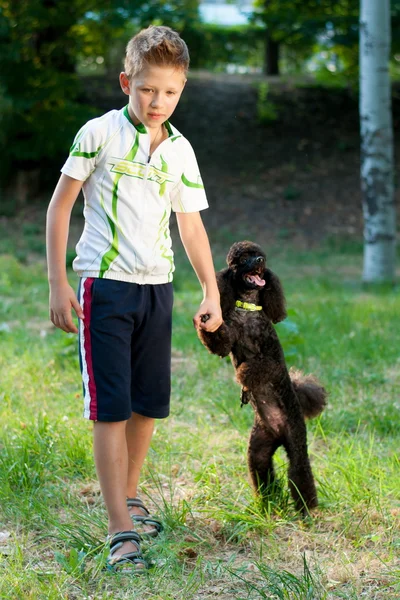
[170,140,209,213]
[61,120,104,182]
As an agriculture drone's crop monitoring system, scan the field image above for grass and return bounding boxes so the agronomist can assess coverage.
[0,216,399,599]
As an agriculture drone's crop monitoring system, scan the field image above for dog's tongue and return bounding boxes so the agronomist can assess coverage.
[248,274,265,287]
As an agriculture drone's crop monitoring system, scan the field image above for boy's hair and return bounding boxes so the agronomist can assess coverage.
[124,26,190,79]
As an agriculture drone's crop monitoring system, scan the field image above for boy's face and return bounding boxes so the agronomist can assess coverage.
[119,64,186,129]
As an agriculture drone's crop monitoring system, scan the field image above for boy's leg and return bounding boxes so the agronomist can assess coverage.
[79,279,156,562]
[93,420,131,533]
[126,412,155,498]
[126,413,157,531]
[93,420,143,561]
[123,284,173,532]
[126,283,173,519]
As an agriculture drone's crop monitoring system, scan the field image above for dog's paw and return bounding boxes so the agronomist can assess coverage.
[240,388,253,407]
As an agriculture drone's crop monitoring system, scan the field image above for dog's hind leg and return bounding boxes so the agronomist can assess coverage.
[282,416,318,513]
[248,420,281,496]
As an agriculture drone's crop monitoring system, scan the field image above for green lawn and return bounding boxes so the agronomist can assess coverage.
[0,224,399,599]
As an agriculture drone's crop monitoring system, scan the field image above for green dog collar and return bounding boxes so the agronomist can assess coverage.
[235,300,262,311]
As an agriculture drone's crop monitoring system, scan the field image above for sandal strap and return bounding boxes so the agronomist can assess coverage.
[108,552,147,570]
[131,514,163,530]
[107,529,147,570]
[109,556,147,570]
[109,529,141,551]
[126,497,150,515]
[110,546,142,561]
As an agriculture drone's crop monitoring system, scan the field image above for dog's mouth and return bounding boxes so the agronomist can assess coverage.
[243,273,266,287]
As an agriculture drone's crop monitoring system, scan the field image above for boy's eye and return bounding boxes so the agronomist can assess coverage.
[141,88,153,93]
[166,91,176,96]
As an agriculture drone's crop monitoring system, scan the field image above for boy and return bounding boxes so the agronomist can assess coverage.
[46,25,222,572]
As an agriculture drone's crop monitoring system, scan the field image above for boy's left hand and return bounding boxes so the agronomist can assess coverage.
[193,300,223,332]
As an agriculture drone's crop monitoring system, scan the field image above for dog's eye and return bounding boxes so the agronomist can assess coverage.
[239,256,247,265]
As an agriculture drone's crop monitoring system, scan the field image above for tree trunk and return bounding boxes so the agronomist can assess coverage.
[359,0,396,283]
[264,31,280,76]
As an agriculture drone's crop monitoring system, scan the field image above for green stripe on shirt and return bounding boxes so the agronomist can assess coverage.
[181,173,204,189]
[99,131,141,276]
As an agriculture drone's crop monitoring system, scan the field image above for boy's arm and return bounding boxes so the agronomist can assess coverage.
[176,211,222,332]
[46,173,84,334]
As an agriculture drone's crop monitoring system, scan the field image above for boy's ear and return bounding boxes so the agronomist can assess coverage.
[119,72,130,96]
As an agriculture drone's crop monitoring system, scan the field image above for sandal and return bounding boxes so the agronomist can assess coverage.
[127,497,163,538]
[107,530,147,573]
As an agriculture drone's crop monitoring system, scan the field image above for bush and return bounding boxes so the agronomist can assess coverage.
[0,1,99,193]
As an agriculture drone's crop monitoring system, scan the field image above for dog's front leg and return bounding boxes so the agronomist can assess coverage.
[197,321,234,358]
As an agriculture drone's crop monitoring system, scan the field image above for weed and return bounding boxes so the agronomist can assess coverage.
[257,82,278,124]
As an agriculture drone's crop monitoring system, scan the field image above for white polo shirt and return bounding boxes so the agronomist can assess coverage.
[61,106,208,284]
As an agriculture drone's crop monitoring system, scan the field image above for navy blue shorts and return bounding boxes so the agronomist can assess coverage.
[77,277,173,422]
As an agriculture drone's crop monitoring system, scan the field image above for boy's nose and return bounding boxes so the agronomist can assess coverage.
[150,94,162,107]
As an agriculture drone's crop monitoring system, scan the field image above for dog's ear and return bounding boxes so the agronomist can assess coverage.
[217,268,236,317]
[260,268,287,323]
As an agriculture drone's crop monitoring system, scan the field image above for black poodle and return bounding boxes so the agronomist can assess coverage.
[197,241,327,513]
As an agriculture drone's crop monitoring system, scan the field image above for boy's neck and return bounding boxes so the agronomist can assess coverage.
[127,105,141,126]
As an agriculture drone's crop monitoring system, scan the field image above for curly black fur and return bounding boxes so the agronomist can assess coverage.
[198,241,327,513]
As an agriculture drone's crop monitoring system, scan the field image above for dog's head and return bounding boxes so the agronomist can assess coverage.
[222,240,286,323]
[226,241,266,290]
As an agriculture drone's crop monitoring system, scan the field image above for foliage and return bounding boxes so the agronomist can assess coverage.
[185,24,265,71]
[253,0,400,80]
[252,0,358,76]
[84,21,266,76]
[0,0,101,187]
[77,0,200,73]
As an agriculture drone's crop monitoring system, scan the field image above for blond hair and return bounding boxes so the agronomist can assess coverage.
[124,26,190,79]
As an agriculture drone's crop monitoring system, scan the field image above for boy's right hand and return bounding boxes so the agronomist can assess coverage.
[49,283,84,334]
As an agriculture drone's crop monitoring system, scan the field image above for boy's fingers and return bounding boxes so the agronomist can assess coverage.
[62,312,78,334]
[194,308,222,331]
[71,296,85,320]
[51,311,60,329]
[65,319,78,334]
[50,308,78,333]
[200,314,222,332]
[193,314,201,328]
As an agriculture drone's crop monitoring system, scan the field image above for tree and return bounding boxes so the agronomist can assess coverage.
[359,0,396,283]
[253,0,400,78]
[253,0,359,75]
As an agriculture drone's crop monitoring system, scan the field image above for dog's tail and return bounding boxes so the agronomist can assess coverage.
[289,367,327,419]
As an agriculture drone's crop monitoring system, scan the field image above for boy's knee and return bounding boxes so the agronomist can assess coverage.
[94,419,129,430]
